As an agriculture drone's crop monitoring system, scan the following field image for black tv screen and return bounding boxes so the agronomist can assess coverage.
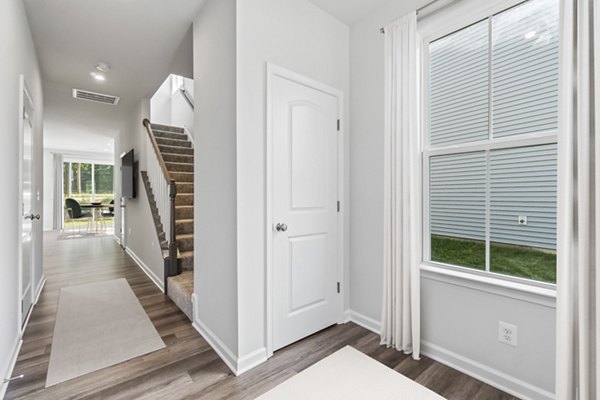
[121,149,135,199]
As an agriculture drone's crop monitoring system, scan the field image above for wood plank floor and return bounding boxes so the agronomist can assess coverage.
[6,232,519,399]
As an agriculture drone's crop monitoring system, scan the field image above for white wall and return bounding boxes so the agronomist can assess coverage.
[114,99,165,288]
[192,0,239,359]
[150,75,195,136]
[349,0,556,398]
[0,0,44,394]
[150,78,172,126]
[171,78,194,136]
[235,0,350,363]
[169,26,194,80]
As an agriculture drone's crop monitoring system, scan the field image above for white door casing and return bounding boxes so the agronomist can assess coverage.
[19,77,36,329]
[267,64,344,353]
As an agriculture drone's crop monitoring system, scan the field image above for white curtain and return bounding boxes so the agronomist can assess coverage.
[555,0,600,398]
[380,11,422,359]
[52,153,64,230]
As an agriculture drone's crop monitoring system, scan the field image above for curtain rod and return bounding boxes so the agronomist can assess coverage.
[379,0,456,34]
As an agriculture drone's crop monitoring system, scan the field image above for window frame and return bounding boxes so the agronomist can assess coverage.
[420,0,558,289]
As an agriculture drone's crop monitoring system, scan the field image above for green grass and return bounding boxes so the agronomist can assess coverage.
[431,235,556,283]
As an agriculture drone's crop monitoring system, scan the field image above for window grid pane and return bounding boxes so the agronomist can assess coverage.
[491,0,559,138]
[429,20,489,147]
[430,152,487,270]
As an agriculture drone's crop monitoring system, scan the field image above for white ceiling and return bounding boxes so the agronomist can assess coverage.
[306,0,396,25]
[23,0,204,155]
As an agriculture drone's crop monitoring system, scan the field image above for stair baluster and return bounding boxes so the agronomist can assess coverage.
[143,119,178,293]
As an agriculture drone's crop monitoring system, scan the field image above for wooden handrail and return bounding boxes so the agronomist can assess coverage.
[143,118,179,290]
[143,118,172,183]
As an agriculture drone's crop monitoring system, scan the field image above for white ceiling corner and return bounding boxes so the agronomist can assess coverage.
[305,0,397,25]
[23,0,205,154]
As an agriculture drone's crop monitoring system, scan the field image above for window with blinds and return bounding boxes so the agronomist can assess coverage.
[425,0,559,284]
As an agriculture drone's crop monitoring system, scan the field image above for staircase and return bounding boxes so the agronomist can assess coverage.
[141,122,194,320]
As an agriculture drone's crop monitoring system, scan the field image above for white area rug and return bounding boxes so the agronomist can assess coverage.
[46,278,165,387]
[255,346,445,400]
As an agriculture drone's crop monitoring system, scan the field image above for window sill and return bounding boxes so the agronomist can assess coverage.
[420,263,557,308]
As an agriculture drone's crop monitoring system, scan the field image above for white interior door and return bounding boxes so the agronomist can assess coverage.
[20,84,35,328]
[271,70,341,351]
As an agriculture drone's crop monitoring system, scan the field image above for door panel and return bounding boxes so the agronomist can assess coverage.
[21,88,34,327]
[290,102,329,209]
[272,74,340,351]
[289,234,327,314]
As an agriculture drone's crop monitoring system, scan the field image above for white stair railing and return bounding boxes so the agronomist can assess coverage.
[143,119,178,293]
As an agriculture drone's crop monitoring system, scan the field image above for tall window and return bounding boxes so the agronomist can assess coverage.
[63,162,114,203]
[424,0,558,284]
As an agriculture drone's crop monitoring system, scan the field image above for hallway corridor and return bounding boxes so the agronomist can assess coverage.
[6,234,516,399]
[5,233,212,399]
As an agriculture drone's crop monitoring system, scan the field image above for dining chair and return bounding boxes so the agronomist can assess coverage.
[65,198,92,233]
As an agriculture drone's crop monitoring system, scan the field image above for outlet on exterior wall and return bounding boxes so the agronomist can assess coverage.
[498,321,518,347]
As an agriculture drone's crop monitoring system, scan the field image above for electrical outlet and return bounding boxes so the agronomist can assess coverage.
[518,216,528,225]
[498,321,518,347]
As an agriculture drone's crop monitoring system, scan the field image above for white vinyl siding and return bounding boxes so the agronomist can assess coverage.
[429,20,489,146]
[492,0,559,138]
[430,152,486,241]
[490,144,557,249]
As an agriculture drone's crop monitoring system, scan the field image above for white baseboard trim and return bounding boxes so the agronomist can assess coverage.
[20,276,47,335]
[344,309,381,334]
[191,295,267,376]
[191,293,196,322]
[34,276,46,305]
[113,235,121,245]
[0,337,23,400]
[192,318,238,375]
[125,247,164,293]
[237,347,268,375]
[421,340,554,400]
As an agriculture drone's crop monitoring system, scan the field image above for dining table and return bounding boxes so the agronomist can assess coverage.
[80,203,111,232]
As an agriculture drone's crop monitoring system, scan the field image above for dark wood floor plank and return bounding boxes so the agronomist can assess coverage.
[5,232,519,400]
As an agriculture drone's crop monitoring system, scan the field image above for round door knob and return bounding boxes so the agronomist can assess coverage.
[276,223,288,232]
[34,214,41,220]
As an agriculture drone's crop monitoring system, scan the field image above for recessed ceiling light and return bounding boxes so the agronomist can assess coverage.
[91,72,106,81]
[95,62,111,72]
[524,31,537,39]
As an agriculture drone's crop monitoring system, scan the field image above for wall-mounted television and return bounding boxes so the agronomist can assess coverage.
[121,149,136,199]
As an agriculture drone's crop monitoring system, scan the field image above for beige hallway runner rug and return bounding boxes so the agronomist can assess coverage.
[46,278,165,387]
[255,346,445,400]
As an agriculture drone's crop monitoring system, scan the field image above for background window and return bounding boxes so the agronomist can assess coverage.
[64,162,114,204]
[94,164,114,198]
[426,0,558,284]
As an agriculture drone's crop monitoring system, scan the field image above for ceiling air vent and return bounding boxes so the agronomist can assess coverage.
[72,89,120,105]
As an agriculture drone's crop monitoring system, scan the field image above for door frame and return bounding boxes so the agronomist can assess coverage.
[17,75,36,333]
[265,63,345,357]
